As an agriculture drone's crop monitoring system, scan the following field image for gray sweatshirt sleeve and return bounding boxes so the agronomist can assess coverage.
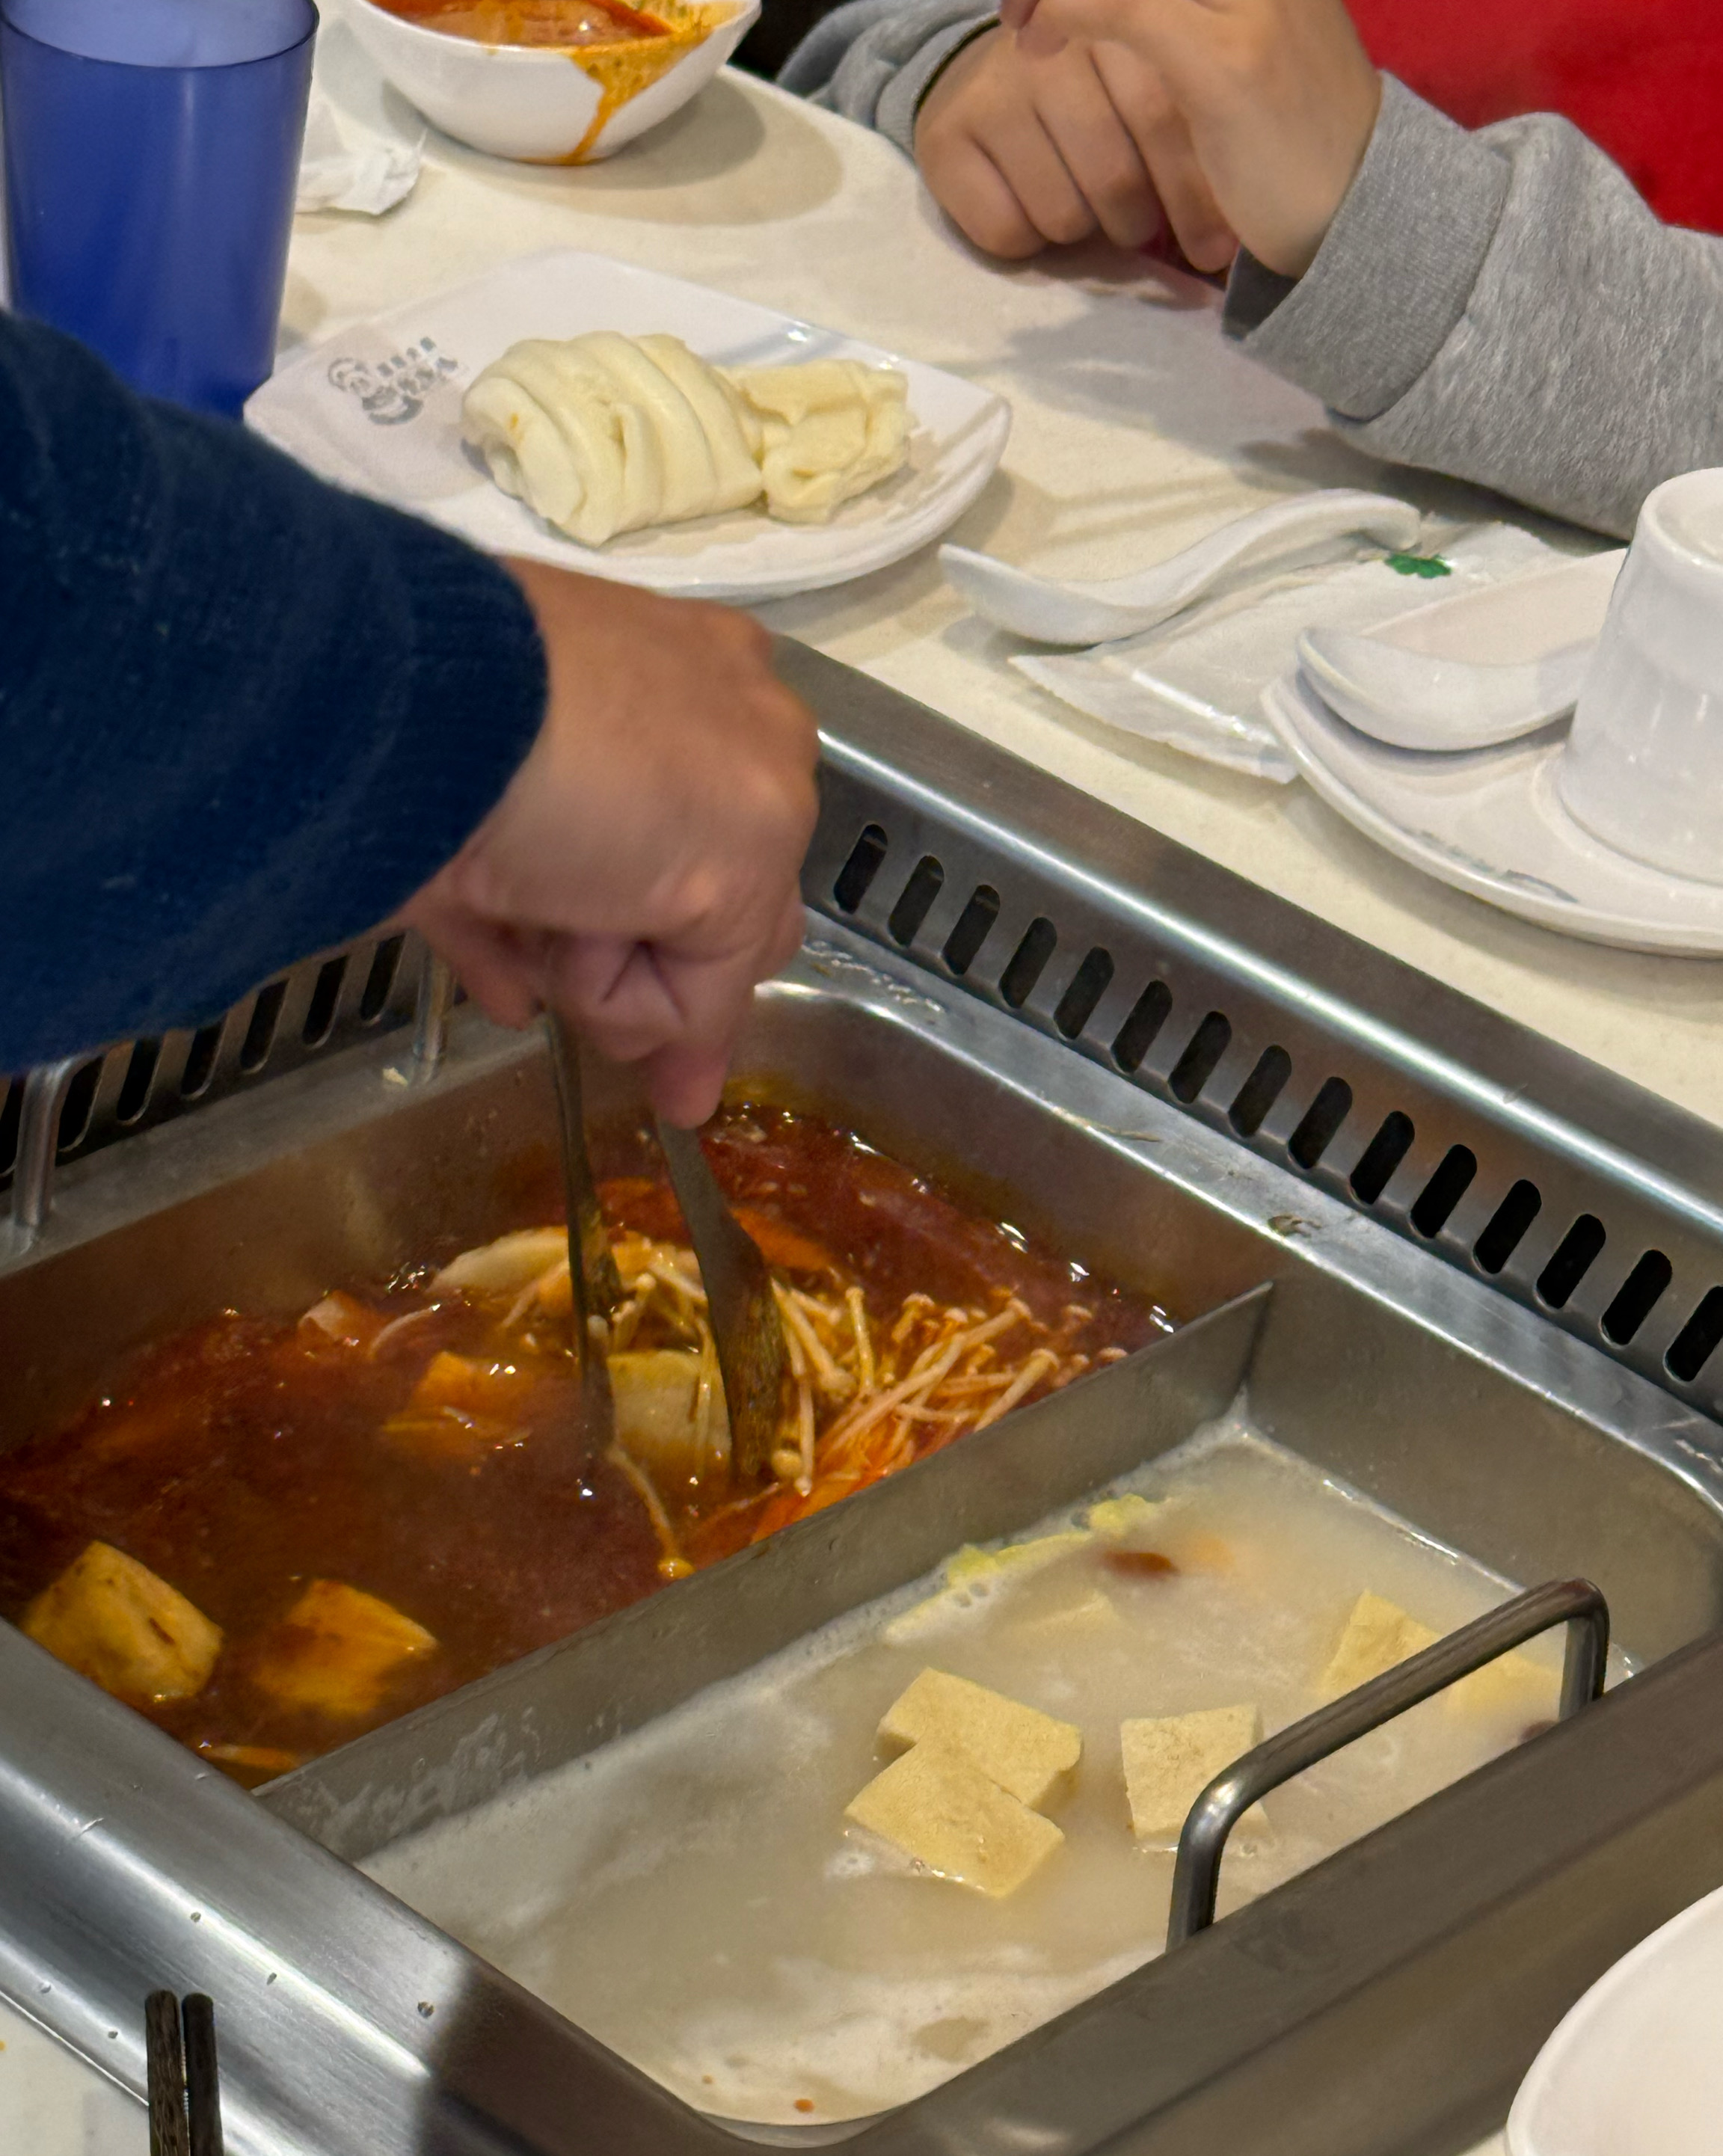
[1223,76,1723,539]
[778,0,996,157]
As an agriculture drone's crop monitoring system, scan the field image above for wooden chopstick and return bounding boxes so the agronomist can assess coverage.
[182,1994,224,2156]
[145,1990,224,2156]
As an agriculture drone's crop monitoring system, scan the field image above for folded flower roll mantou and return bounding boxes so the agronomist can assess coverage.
[462,332,912,543]
[461,331,764,546]
[725,358,910,523]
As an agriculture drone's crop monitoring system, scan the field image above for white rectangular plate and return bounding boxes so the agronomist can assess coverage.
[248,250,1011,604]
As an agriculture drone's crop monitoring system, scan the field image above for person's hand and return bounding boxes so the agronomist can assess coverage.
[399,564,819,1126]
[1006,0,1381,277]
[914,23,1235,268]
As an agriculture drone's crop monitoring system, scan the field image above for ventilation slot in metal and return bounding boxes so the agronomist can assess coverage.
[1668,1288,1723,1383]
[239,981,289,1075]
[0,1081,19,1179]
[1538,1216,1607,1310]
[1054,948,1114,1039]
[1169,1013,1232,1104]
[1112,983,1173,1074]
[57,1060,101,1156]
[1475,1179,1543,1275]
[832,823,889,915]
[1289,1078,1353,1170]
[116,1040,161,1127]
[1229,1048,1292,1137]
[888,856,945,948]
[1603,1252,1673,1345]
[179,1024,223,1100]
[1000,918,1057,1009]
[360,936,406,1023]
[1410,1145,1478,1238]
[303,958,348,1049]
[1350,1112,1416,1204]
[943,887,999,977]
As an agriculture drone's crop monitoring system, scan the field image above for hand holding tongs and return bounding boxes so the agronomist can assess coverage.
[544,1013,787,1481]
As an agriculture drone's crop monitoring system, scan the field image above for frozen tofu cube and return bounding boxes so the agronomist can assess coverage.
[249,1580,436,1719]
[1320,1591,1440,1699]
[23,1541,222,1706]
[1121,1704,1265,1843]
[879,1668,1081,1809]
[1449,1650,1558,1725]
[846,1742,1064,1897]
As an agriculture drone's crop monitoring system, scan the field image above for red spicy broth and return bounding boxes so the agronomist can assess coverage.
[0,1107,1171,1783]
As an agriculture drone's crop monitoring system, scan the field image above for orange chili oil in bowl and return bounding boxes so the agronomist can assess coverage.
[0,1106,1172,1787]
[342,0,758,162]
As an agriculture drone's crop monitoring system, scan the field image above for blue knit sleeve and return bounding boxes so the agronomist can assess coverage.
[0,312,547,1070]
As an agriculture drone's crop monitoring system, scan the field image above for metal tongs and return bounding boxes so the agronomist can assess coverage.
[544,1013,787,1481]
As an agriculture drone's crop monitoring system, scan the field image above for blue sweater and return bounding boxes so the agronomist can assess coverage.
[0,311,547,1073]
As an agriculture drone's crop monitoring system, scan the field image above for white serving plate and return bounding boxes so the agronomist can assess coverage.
[1258,550,1723,953]
[1262,669,1723,953]
[248,251,1012,605]
[1508,1880,1723,2156]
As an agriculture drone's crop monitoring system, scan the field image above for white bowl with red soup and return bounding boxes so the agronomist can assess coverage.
[343,0,761,163]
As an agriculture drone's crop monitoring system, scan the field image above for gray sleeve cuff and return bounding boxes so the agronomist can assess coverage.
[1221,76,1511,420]
[779,0,998,158]
[876,14,997,155]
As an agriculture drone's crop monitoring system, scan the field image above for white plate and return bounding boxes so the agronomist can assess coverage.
[1262,669,1723,954]
[1508,1880,1723,2156]
[248,251,1011,604]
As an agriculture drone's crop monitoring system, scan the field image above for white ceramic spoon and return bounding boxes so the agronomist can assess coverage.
[1296,626,1594,752]
[939,490,1423,645]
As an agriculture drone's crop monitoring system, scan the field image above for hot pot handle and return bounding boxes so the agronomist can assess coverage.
[1165,1576,1611,1947]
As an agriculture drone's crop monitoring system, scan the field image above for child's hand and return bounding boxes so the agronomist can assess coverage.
[914,25,1235,266]
[1009,0,1381,277]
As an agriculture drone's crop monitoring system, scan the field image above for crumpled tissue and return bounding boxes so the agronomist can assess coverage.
[295,13,424,217]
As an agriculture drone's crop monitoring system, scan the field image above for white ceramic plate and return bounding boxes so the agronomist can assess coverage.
[1262,670,1723,954]
[1508,1880,1723,2156]
[1258,547,1723,953]
[248,251,1012,604]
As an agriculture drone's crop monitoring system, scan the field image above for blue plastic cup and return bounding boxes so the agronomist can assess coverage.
[1,0,318,417]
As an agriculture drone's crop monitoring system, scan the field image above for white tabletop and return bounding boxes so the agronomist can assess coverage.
[280,60,1723,1131]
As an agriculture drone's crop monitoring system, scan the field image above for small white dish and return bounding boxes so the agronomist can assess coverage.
[942,490,1422,645]
[1559,467,1723,885]
[248,251,1011,605]
[1507,1880,1723,2156]
[1295,628,1594,752]
[340,0,758,163]
[1262,667,1723,952]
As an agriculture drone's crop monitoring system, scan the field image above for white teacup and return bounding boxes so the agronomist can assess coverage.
[1558,467,1723,885]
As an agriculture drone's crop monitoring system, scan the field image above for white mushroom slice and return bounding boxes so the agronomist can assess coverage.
[433,1226,570,1301]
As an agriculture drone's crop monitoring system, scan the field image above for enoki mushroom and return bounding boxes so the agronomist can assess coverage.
[445,1226,1110,1574]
